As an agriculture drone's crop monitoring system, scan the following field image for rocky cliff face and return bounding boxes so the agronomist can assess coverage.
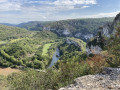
[86,13,120,55]
[59,67,120,90]
[99,22,113,38]
[99,13,120,37]
[86,45,102,55]
[43,24,73,37]
[42,18,114,42]
[66,38,81,48]
[86,31,104,55]
[43,25,94,41]
[75,33,93,41]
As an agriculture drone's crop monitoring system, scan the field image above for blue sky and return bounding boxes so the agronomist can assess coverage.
[0,0,119,24]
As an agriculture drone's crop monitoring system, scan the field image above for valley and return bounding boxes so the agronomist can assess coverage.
[0,15,120,90]
[3,17,114,41]
[0,17,113,70]
[0,0,119,89]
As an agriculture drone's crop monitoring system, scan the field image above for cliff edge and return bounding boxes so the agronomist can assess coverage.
[60,13,120,90]
[59,67,120,90]
[86,12,120,55]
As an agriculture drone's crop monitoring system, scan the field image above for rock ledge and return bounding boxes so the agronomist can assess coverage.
[59,67,120,90]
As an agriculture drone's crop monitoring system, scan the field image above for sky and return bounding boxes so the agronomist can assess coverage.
[0,0,120,24]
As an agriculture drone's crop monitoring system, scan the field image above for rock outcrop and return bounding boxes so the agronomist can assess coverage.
[86,31,104,55]
[99,13,120,37]
[75,33,93,41]
[86,12,120,55]
[59,67,120,90]
[86,45,102,55]
[99,22,113,38]
[95,13,120,38]
[66,38,80,47]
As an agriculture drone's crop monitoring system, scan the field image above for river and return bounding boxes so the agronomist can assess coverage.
[48,48,60,68]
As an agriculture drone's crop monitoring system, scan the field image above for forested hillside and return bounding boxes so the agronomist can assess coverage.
[0,24,31,41]
[0,15,119,90]
[0,24,60,69]
[17,21,52,31]
[0,0,119,89]
[17,17,114,41]
[0,23,89,89]
[44,17,114,34]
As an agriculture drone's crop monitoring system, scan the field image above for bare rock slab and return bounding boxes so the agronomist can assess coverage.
[59,67,120,90]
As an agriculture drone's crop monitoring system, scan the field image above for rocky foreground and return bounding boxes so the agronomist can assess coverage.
[59,67,120,90]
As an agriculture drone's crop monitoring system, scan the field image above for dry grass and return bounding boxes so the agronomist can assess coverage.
[0,67,20,76]
[0,67,20,90]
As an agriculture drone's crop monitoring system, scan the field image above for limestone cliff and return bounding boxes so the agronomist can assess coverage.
[99,13,120,37]
[86,13,120,55]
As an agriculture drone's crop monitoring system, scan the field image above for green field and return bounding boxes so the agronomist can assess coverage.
[0,41,7,45]
[42,43,53,55]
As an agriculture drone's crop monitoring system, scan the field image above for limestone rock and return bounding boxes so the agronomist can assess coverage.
[59,67,120,90]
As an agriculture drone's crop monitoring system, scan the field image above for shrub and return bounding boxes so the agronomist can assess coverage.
[87,55,108,74]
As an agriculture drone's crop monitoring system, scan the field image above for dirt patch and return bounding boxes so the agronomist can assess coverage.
[26,53,35,57]
[0,67,20,76]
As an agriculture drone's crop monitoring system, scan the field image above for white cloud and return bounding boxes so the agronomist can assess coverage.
[81,6,90,8]
[0,0,96,12]
[63,11,120,19]
[0,11,119,24]
[84,11,120,18]
[54,0,96,6]
[0,0,119,24]
[0,0,21,11]
[0,3,21,11]
[0,0,7,3]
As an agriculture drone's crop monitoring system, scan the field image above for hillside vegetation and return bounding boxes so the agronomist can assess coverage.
[0,16,119,90]
[45,18,113,34]
[17,21,52,31]
[0,24,31,41]
[17,18,114,40]
[0,25,59,69]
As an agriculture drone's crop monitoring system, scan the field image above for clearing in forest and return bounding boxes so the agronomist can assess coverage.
[42,43,52,55]
[0,67,20,76]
